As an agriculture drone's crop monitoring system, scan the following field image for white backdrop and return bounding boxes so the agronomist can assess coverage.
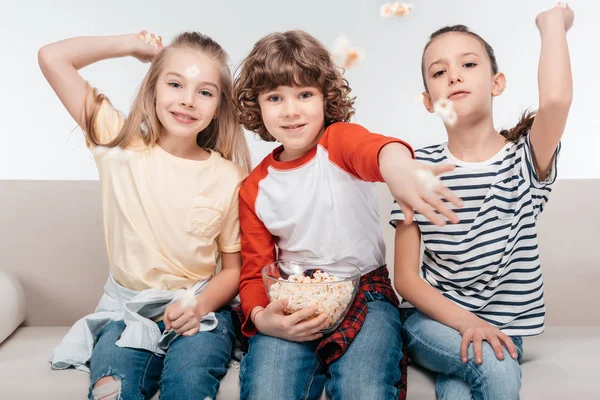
[2,0,597,180]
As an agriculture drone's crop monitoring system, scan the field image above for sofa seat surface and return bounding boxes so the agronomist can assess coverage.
[0,326,598,399]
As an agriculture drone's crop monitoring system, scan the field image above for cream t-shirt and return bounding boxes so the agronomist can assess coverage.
[89,100,245,291]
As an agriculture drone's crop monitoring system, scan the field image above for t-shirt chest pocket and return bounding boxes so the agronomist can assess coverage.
[491,172,524,220]
[184,196,224,239]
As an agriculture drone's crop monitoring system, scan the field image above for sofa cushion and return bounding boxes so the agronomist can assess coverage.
[1,326,598,399]
[0,269,25,344]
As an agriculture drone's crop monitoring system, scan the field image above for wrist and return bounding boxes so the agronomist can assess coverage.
[193,295,209,317]
[250,306,265,325]
[116,33,141,57]
[379,142,412,180]
[455,313,481,333]
[537,12,566,33]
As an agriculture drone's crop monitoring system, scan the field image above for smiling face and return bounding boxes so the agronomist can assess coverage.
[154,48,221,142]
[257,85,326,161]
[421,32,506,123]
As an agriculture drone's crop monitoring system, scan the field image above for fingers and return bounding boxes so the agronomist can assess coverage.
[460,334,471,363]
[436,184,464,209]
[398,201,414,224]
[170,309,192,331]
[473,334,484,365]
[175,319,199,335]
[487,335,505,361]
[268,299,289,313]
[500,333,519,360]
[292,312,328,335]
[163,314,171,331]
[411,197,446,227]
[422,191,459,224]
[431,163,456,176]
[288,306,319,325]
[167,305,185,324]
[138,30,162,49]
[182,327,200,337]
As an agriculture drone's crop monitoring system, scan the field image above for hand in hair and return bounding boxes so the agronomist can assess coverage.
[130,30,163,63]
[536,3,574,32]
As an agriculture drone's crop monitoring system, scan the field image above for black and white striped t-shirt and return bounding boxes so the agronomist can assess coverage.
[390,134,560,336]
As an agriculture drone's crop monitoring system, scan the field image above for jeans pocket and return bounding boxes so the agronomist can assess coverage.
[365,290,386,302]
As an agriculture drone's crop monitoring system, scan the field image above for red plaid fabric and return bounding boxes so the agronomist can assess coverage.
[316,266,408,400]
[232,266,408,400]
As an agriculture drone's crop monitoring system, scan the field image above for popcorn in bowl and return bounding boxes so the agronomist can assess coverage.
[262,261,361,333]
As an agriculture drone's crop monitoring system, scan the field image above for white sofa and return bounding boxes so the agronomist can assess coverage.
[0,179,598,399]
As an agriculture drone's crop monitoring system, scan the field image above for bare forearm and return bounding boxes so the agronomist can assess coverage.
[39,35,135,71]
[196,268,240,315]
[379,142,413,182]
[396,273,479,333]
[538,16,572,108]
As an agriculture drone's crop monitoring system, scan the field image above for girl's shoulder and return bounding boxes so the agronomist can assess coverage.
[211,152,247,183]
[414,143,447,164]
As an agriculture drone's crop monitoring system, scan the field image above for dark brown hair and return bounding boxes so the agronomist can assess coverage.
[422,25,535,142]
[233,30,355,141]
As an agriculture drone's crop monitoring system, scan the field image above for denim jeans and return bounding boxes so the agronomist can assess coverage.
[239,291,404,400]
[88,307,235,400]
[401,309,524,400]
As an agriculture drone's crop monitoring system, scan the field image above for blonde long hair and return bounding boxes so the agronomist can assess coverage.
[84,32,251,172]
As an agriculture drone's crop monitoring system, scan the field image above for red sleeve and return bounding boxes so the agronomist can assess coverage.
[320,122,415,181]
[238,164,276,337]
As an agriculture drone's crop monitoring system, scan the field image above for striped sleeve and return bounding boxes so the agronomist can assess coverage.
[521,134,560,218]
[389,200,409,227]
[521,133,560,188]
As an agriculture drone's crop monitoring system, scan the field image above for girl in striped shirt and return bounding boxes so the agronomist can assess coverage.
[390,4,574,399]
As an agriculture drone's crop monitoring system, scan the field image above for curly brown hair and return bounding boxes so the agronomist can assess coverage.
[233,30,355,141]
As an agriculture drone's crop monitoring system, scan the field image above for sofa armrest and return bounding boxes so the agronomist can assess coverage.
[0,269,26,344]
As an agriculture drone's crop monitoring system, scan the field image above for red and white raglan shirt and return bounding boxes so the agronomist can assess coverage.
[238,122,413,336]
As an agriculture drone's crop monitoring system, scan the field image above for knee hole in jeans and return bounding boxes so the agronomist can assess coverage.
[91,375,122,400]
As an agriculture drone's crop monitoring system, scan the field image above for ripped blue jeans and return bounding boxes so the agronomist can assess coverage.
[88,307,234,400]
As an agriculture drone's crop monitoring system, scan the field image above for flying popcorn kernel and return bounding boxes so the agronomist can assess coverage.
[414,169,441,192]
[139,31,161,48]
[179,289,196,310]
[381,2,413,18]
[332,36,365,70]
[433,98,458,126]
[413,93,425,103]
[92,146,135,163]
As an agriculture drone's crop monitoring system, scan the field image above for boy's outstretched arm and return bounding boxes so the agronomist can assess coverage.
[379,142,463,226]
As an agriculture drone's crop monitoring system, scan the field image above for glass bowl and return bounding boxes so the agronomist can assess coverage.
[262,260,361,333]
